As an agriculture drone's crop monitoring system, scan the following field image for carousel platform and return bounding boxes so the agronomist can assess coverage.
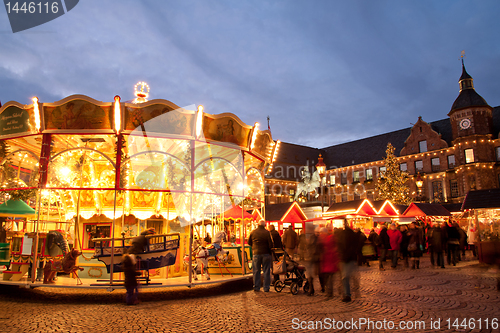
[0,269,253,290]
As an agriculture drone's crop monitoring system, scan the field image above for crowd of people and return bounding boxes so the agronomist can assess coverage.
[247,219,476,302]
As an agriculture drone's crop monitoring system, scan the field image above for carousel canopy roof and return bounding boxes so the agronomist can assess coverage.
[0,199,36,217]
[462,188,500,210]
[218,205,253,221]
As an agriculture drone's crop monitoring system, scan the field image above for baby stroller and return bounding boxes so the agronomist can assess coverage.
[272,248,308,295]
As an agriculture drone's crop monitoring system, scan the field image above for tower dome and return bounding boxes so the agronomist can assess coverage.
[449,60,490,114]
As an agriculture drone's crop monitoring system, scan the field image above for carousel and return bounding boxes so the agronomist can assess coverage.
[0,82,275,289]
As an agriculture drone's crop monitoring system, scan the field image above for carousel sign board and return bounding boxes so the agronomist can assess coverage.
[0,105,36,137]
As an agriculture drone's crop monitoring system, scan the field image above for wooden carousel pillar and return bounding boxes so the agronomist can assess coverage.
[109,132,123,285]
[31,133,52,283]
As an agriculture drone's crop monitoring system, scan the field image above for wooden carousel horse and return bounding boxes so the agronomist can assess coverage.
[184,232,232,280]
[43,248,84,285]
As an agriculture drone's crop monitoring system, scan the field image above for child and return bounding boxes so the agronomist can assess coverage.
[122,254,140,305]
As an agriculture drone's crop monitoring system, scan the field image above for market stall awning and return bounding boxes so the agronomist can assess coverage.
[218,205,254,221]
[0,199,36,217]
[265,202,307,222]
[250,209,264,222]
[324,199,377,217]
[461,189,500,210]
[402,202,451,217]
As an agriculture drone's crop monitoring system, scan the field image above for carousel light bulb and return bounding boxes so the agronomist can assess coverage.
[32,97,41,131]
[196,105,204,139]
[114,95,121,133]
[60,166,72,179]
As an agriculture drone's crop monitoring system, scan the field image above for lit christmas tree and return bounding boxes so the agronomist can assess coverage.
[375,143,412,205]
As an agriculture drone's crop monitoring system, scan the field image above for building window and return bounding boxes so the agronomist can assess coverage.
[465,148,474,163]
[450,179,459,198]
[330,175,336,185]
[431,158,440,172]
[415,160,423,173]
[447,155,456,169]
[366,168,373,181]
[400,163,407,172]
[353,171,360,183]
[432,181,443,202]
[340,172,347,185]
[379,166,386,178]
[419,140,427,153]
[496,147,500,162]
[341,193,347,202]
[289,189,295,196]
[354,192,361,200]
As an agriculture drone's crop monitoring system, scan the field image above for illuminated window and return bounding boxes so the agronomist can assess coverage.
[330,175,336,185]
[465,149,474,163]
[379,166,386,178]
[496,147,500,162]
[400,163,407,172]
[353,171,360,183]
[366,169,373,181]
[419,140,427,153]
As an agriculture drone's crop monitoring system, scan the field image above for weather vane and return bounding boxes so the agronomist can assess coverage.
[460,50,466,64]
[133,81,150,104]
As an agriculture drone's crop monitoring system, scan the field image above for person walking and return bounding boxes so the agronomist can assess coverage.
[336,220,359,302]
[399,225,410,268]
[318,226,339,298]
[303,227,321,296]
[407,222,423,269]
[282,225,299,257]
[248,219,273,292]
[430,222,446,268]
[387,223,402,269]
[445,221,460,266]
[377,225,391,271]
[122,253,141,305]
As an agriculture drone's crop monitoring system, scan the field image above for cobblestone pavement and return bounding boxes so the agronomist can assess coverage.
[0,255,499,333]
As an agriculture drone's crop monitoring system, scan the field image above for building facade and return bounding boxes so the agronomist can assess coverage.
[265,62,500,208]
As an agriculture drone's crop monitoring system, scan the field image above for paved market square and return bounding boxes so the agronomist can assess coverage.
[0,255,498,333]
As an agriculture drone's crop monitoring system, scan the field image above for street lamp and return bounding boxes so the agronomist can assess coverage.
[415,173,423,201]
[316,154,326,214]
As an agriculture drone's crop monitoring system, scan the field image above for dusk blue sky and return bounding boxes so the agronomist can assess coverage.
[1,1,499,148]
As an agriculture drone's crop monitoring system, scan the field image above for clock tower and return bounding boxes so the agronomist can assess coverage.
[448,59,493,140]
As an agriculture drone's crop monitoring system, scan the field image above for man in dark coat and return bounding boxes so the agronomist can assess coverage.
[446,222,460,266]
[282,226,299,256]
[377,225,391,271]
[248,220,273,292]
[431,223,447,268]
[269,225,282,249]
[336,220,359,302]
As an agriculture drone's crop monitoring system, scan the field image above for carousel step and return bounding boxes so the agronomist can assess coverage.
[3,270,26,281]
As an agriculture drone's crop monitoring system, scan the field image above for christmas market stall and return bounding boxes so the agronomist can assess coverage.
[265,201,308,235]
[461,189,500,265]
[402,202,451,226]
[0,85,273,288]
